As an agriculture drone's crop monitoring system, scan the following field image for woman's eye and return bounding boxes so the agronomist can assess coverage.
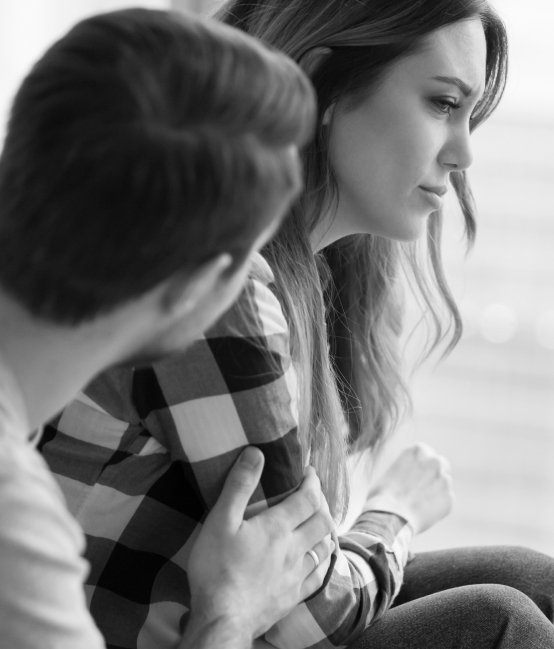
[433,98,461,115]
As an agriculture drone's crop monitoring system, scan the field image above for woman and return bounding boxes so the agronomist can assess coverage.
[41,1,554,648]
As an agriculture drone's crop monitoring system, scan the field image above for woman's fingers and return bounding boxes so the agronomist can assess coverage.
[364,443,455,536]
[438,453,452,476]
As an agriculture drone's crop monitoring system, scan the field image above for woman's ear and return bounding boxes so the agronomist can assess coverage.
[322,105,335,126]
[159,253,233,318]
[299,47,335,126]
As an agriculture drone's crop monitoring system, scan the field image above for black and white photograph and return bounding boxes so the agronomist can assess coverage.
[0,1,552,648]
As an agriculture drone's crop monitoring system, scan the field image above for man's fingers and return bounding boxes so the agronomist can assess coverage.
[268,467,322,530]
[211,447,264,529]
[301,535,335,579]
[299,540,335,600]
[294,509,335,554]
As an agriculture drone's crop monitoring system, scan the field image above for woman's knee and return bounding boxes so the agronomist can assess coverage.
[462,584,554,647]
[493,546,554,620]
[498,545,554,572]
[470,583,536,616]
[352,584,554,649]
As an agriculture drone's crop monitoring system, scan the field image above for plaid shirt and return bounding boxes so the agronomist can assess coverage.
[40,252,413,649]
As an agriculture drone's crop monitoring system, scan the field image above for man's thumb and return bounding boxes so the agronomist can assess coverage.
[212,447,264,528]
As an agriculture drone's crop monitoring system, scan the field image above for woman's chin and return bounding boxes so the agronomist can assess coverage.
[380,212,430,243]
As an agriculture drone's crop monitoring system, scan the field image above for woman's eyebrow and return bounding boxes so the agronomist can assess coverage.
[431,75,475,97]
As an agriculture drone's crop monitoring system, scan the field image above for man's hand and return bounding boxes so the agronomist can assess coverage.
[180,447,335,649]
[364,443,454,535]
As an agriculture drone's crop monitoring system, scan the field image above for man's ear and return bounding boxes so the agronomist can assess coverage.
[159,253,233,318]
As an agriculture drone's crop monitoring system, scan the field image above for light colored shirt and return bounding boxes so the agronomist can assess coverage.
[42,252,413,649]
[0,359,104,649]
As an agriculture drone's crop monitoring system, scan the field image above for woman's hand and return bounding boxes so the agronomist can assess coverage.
[364,443,454,535]
[182,447,335,649]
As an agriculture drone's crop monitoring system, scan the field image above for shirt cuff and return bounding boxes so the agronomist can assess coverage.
[362,494,417,535]
[345,510,414,570]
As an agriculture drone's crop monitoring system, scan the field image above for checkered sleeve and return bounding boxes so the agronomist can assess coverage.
[134,253,304,515]
[264,510,412,648]
[136,253,414,648]
[40,252,413,649]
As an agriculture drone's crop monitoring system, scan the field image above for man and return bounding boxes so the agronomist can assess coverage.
[0,8,333,648]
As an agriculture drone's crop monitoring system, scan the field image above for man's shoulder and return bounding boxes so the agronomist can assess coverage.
[0,435,104,647]
[0,357,29,442]
[0,434,80,535]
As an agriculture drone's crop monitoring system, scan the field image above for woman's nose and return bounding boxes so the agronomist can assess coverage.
[440,125,473,172]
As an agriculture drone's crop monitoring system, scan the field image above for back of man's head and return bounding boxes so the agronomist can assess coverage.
[0,8,315,324]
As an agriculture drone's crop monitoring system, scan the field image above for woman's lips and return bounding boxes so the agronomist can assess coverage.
[419,186,445,210]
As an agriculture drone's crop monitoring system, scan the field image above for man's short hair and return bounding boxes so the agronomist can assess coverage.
[0,8,315,324]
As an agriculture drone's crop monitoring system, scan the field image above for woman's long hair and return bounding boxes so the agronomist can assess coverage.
[217,0,508,520]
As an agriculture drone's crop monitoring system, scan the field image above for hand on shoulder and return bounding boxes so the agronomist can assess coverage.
[181,447,335,648]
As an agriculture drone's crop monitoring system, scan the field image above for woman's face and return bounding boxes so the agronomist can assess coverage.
[317,18,487,248]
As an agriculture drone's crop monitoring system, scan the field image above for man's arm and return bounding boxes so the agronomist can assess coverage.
[180,447,335,649]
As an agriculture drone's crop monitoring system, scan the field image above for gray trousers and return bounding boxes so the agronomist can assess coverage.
[349,546,554,648]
